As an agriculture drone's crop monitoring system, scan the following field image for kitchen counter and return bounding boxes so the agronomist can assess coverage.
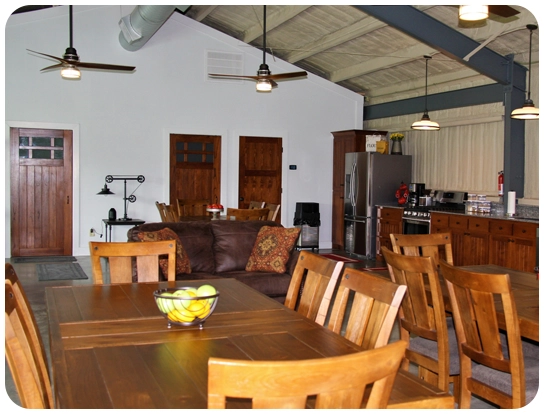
[429,210,539,224]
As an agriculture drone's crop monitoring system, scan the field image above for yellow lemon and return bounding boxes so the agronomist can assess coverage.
[193,302,212,319]
[169,308,195,323]
[185,299,207,313]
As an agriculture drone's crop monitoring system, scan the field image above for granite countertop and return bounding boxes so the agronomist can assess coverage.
[429,210,539,224]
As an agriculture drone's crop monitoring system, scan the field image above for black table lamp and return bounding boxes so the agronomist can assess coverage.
[97,175,145,221]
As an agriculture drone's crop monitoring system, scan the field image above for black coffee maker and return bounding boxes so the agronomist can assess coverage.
[408,183,425,207]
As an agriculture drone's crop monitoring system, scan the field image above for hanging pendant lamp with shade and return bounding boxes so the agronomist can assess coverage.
[411,55,440,131]
[511,24,539,120]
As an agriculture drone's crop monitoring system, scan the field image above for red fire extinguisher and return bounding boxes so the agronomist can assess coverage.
[498,171,504,196]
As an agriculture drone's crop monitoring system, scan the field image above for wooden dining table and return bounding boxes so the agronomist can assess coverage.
[46,278,453,409]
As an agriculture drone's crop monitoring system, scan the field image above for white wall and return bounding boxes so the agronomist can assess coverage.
[4,5,364,256]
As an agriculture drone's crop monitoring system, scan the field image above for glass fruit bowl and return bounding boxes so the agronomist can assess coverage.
[153,286,219,329]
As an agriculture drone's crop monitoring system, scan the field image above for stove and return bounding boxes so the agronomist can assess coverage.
[402,204,466,221]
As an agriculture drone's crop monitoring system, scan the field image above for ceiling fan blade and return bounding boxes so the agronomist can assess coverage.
[489,5,520,18]
[208,73,260,81]
[40,63,64,71]
[77,62,135,71]
[27,49,67,64]
[266,71,308,81]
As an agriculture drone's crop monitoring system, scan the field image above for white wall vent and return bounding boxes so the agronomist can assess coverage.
[207,51,244,82]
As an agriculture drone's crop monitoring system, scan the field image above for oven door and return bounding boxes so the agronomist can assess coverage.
[402,217,430,235]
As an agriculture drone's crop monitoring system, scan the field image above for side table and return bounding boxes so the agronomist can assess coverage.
[102,219,145,242]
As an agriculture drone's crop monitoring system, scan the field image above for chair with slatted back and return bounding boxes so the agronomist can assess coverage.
[5,273,53,408]
[264,202,280,221]
[248,201,265,209]
[226,208,269,221]
[164,204,180,221]
[176,198,210,217]
[319,267,406,350]
[440,260,539,408]
[155,201,168,222]
[284,251,343,324]
[208,340,407,409]
[381,247,459,397]
[89,240,177,284]
[390,232,454,265]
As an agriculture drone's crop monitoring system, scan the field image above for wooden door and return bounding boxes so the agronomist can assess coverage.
[238,136,282,220]
[169,134,221,205]
[10,128,73,256]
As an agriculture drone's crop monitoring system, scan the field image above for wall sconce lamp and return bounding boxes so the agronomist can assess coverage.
[97,175,145,221]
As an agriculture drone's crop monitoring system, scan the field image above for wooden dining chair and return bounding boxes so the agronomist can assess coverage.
[390,232,454,265]
[264,202,280,221]
[381,247,459,397]
[248,201,265,209]
[5,278,53,408]
[155,201,168,222]
[319,267,406,350]
[284,251,343,324]
[226,208,269,221]
[176,198,210,217]
[89,240,177,284]
[440,260,539,408]
[208,340,407,409]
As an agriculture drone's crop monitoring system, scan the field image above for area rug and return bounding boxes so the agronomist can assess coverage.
[13,256,77,263]
[319,253,360,263]
[37,263,89,281]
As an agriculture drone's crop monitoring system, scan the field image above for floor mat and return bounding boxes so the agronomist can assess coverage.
[319,253,360,263]
[13,256,77,263]
[37,263,89,281]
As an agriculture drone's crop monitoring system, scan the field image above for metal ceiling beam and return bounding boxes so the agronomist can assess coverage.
[355,5,526,92]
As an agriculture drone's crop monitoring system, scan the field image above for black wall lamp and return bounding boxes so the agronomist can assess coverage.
[97,175,145,221]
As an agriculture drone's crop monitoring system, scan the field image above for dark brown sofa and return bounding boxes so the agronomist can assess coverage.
[127,220,300,302]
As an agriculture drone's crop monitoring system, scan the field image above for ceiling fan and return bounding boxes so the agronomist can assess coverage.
[27,5,135,79]
[458,5,520,27]
[208,5,307,92]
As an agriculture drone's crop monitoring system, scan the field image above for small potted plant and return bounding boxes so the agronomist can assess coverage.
[389,133,404,155]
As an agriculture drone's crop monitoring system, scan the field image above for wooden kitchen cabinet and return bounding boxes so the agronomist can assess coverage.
[331,129,387,249]
[376,206,403,260]
[489,220,538,272]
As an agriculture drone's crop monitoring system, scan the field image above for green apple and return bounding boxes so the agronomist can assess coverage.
[197,284,217,304]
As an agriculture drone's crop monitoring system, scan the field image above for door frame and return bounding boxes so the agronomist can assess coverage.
[5,121,80,258]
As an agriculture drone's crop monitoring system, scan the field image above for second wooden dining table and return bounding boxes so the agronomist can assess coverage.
[46,278,453,409]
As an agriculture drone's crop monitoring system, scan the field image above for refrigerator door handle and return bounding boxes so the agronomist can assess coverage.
[350,160,357,207]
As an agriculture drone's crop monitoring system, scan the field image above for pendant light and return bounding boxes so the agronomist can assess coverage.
[511,24,539,120]
[411,55,440,131]
[459,5,489,21]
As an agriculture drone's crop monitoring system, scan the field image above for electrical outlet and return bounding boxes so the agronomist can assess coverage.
[90,228,96,237]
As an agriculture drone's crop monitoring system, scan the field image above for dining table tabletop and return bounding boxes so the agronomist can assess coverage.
[45,278,453,409]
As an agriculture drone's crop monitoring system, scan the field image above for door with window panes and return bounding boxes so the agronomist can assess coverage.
[169,134,221,206]
[10,128,73,256]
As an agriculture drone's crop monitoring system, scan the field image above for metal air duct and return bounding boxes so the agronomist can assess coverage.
[119,5,190,51]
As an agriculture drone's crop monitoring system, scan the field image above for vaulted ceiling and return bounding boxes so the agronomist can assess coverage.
[184,5,538,118]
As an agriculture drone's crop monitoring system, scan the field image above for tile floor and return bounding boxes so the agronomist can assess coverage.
[4,252,498,408]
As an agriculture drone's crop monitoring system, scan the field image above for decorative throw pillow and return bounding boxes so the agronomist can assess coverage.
[245,226,301,273]
[137,227,191,275]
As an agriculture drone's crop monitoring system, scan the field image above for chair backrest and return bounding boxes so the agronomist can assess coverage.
[155,201,168,222]
[164,204,180,221]
[89,240,177,284]
[440,260,528,408]
[284,251,343,324]
[264,202,280,221]
[381,246,451,391]
[248,201,265,209]
[177,198,210,217]
[5,274,53,408]
[207,340,407,409]
[390,232,454,265]
[322,267,406,350]
[226,207,269,221]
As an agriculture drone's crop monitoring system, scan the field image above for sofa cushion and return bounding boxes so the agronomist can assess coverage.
[245,226,301,273]
[137,227,191,275]
[129,222,215,274]
[211,220,282,273]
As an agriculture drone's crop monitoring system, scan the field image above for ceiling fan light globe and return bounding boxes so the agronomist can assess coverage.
[511,100,539,119]
[61,65,81,79]
[256,79,272,92]
[411,113,440,130]
[459,5,489,21]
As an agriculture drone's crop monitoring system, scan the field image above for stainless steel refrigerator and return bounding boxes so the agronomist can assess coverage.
[344,152,412,258]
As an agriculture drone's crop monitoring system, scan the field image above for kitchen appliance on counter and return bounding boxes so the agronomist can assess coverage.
[344,152,412,258]
[402,190,467,234]
[408,183,425,207]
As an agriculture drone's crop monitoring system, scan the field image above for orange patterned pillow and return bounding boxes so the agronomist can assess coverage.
[137,227,191,275]
[246,226,301,273]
